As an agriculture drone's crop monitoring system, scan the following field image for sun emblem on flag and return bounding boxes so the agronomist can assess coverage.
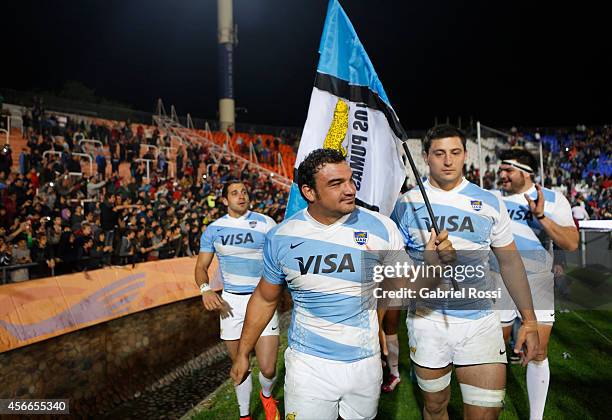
[323,99,349,157]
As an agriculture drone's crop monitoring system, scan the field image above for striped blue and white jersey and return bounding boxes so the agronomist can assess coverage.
[491,186,575,278]
[391,178,514,322]
[263,207,406,362]
[200,211,276,294]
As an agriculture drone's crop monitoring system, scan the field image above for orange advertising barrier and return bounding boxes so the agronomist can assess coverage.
[0,256,222,353]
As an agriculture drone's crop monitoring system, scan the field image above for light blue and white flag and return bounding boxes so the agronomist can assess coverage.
[285,0,406,218]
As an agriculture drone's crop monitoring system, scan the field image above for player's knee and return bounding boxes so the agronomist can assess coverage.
[459,383,505,410]
[464,404,502,420]
[533,351,548,362]
[417,371,451,413]
[258,364,276,379]
[423,391,451,415]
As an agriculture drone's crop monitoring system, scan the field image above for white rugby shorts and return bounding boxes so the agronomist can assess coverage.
[407,311,507,368]
[219,291,279,340]
[283,347,382,420]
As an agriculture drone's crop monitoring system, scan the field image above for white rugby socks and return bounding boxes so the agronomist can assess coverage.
[526,358,549,420]
[234,371,252,416]
[259,371,277,398]
[386,334,400,378]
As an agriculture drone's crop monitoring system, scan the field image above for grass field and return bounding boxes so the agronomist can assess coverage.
[191,268,612,419]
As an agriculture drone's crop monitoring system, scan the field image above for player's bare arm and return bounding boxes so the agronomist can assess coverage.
[525,184,579,251]
[194,251,224,311]
[231,280,282,385]
[492,241,539,366]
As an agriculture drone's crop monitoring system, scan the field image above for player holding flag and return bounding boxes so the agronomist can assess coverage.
[391,125,540,419]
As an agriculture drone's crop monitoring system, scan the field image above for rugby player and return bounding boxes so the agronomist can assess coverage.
[391,125,540,419]
[195,181,280,420]
[230,149,452,420]
[496,148,578,420]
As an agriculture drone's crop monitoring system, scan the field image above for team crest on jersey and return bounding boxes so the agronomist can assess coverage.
[249,220,258,228]
[470,200,483,211]
[354,231,368,245]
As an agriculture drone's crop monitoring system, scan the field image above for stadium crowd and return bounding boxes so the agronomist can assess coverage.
[464,125,612,221]
[1,103,609,283]
[0,106,288,283]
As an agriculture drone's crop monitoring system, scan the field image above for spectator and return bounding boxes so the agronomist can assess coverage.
[572,196,590,226]
[31,235,55,277]
[58,231,79,269]
[0,238,12,268]
[71,205,85,230]
[11,237,31,282]
[19,148,30,175]
[77,237,98,270]
[119,229,136,264]
[96,152,107,177]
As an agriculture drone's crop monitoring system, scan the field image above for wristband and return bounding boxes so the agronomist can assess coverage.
[199,283,212,294]
[536,214,546,220]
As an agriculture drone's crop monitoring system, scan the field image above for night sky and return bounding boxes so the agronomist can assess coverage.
[3,0,610,129]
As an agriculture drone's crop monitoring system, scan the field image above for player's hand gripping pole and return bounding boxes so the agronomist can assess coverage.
[400,140,460,290]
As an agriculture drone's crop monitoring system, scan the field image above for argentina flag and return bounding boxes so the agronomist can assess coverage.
[285,0,406,218]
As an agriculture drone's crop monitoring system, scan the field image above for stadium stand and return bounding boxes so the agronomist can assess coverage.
[466,126,612,221]
[0,99,609,283]
[0,101,291,283]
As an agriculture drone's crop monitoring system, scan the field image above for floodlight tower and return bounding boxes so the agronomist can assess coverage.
[218,0,236,131]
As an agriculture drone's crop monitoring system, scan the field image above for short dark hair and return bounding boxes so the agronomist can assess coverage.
[422,124,466,153]
[296,149,346,202]
[499,148,538,173]
[221,180,246,198]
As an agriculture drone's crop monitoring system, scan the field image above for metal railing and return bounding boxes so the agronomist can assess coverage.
[42,150,62,160]
[78,139,103,155]
[72,153,93,174]
[135,158,154,179]
[1,262,41,284]
[154,99,291,188]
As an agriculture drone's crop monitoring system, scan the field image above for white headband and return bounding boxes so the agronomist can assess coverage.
[501,159,534,174]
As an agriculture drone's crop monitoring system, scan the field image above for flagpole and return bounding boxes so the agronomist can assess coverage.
[400,138,460,291]
[400,141,439,236]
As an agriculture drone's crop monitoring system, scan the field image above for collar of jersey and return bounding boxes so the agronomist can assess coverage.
[304,208,352,230]
[424,177,468,194]
[226,210,251,220]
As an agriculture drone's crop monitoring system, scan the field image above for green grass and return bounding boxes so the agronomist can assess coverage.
[558,266,612,310]
[191,263,612,419]
[190,309,612,420]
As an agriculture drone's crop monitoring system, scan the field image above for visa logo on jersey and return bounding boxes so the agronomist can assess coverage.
[422,216,475,232]
[294,253,356,275]
[508,208,533,221]
[220,233,255,246]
